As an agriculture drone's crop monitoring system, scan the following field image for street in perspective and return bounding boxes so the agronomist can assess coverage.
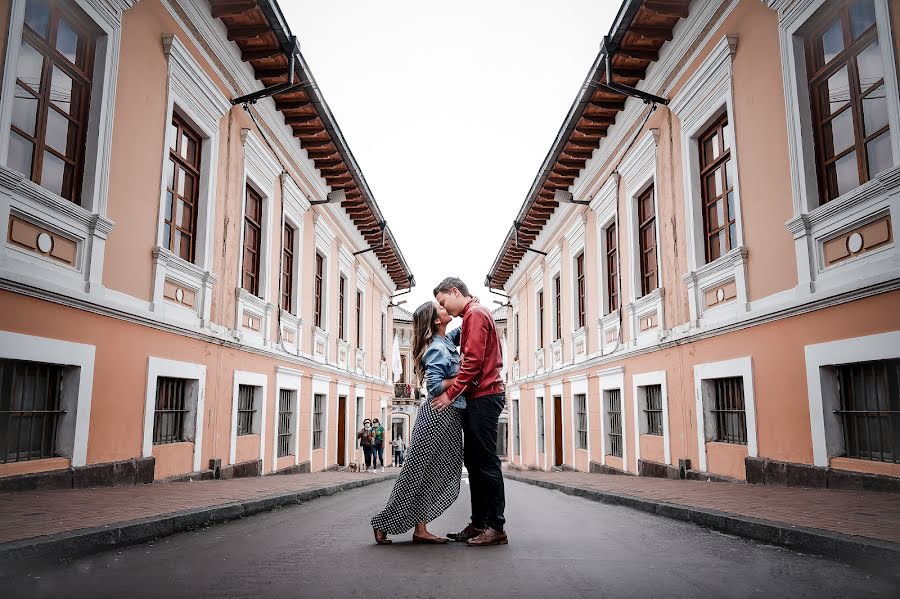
[0,0,899,597]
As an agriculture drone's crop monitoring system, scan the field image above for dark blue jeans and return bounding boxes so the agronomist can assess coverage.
[463,393,506,530]
[373,443,384,468]
[362,445,375,469]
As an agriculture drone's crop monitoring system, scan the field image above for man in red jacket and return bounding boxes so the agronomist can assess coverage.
[431,277,507,546]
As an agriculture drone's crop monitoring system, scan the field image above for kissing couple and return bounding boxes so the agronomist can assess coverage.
[370,277,508,546]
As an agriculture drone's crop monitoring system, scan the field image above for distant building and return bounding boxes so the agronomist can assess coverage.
[391,305,416,446]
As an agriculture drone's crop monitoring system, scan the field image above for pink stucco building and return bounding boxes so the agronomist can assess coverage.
[0,0,414,487]
[490,0,900,488]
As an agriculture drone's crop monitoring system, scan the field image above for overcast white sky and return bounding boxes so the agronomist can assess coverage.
[284,1,618,316]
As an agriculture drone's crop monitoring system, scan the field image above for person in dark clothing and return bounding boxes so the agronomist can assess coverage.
[357,419,375,472]
[372,419,385,472]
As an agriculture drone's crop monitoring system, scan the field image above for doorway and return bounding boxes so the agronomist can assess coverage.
[337,396,347,466]
[553,395,563,467]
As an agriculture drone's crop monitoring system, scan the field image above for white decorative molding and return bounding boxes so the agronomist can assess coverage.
[274,367,303,469]
[625,286,665,347]
[683,246,750,327]
[598,310,621,356]
[143,356,206,474]
[569,375,590,465]
[632,370,671,466]
[622,129,662,306]
[230,370,268,467]
[597,366,626,471]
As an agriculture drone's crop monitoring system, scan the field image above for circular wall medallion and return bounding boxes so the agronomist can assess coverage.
[647,317,653,328]
[716,288,725,302]
[248,317,255,329]
[175,288,184,303]
[847,232,863,253]
[36,232,53,254]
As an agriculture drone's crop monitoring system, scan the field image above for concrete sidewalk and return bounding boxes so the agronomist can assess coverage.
[505,469,900,569]
[0,470,397,566]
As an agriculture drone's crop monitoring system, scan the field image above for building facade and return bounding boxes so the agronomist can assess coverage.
[390,305,415,446]
[0,0,414,487]
[490,0,900,487]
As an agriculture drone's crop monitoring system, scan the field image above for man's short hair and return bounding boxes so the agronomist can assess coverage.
[433,277,470,297]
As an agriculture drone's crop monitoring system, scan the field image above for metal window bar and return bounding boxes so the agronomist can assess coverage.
[277,389,293,458]
[312,394,324,450]
[607,389,623,458]
[237,384,256,436]
[576,394,588,449]
[537,397,545,454]
[153,376,188,445]
[835,359,900,464]
[0,360,66,463]
[513,400,521,456]
[643,384,663,436]
[711,377,747,445]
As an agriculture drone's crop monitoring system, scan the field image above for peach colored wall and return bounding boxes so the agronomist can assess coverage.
[706,443,748,481]
[276,455,294,472]
[605,456,624,472]
[152,442,193,480]
[235,434,260,465]
[639,435,665,466]
[830,458,900,478]
[0,457,69,478]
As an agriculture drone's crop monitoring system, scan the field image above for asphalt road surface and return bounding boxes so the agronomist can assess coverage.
[3,477,897,598]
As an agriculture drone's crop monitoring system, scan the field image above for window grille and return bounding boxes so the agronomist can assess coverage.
[496,420,508,457]
[513,399,521,456]
[277,389,294,458]
[0,359,66,463]
[575,394,588,450]
[7,0,96,205]
[711,377,747,445]
[281,224,294,312]
[835,359,899,463]
[643,384,663,436]
[242,186,262,296]
[237,384,256,436]
[606,389,623,458]
[805,0,892,204]
[312,393,324,450]
[537,397,545,454]
[637,186,658,296]
[153,376,188,445]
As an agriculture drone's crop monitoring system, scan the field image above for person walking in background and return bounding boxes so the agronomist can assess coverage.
[372,419,386,472]
[357,419,375,473]
[392,436,406,467]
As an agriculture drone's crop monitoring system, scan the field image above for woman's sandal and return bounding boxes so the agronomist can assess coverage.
[412,534,449,544]
[374,528,392,545]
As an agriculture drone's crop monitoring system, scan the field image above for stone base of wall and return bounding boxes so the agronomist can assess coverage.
[638,459,681,479]
[745,456,900,492]
[161,469,215,483]
[220,459,262,480]
[684,469,741,483]
[589,461,628,475]
[0,457,156,492]
[273,461,311,476]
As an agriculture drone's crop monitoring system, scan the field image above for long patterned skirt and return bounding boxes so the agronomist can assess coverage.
[370,401,463,535]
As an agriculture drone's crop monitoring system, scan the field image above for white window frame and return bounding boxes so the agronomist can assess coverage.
[565,217,588,362]
[804,330,900,467]
[230,370,267,467]
[511,395,521,462]
[312,220,332,363]
[534,390,546,468]
[310,375,330,457]
[0,0,125,295]
[631,370,671,466]
[693,356,758,473]
[337,380,351,467]
[597,367,626,471]
[354,270,368,373]
[591,175,622,355]
[621,130,665,346]
[773,0,900,296]
[670,34,750,327]
[273,366,302,471]
[150,35,229,329]
[0,331,95,468]
[142,356,205,473]
[549,380,564,467]
[570,376,590,458]
[354,387,366,449]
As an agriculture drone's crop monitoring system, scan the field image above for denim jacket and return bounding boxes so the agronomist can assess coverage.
[423,328,466,409]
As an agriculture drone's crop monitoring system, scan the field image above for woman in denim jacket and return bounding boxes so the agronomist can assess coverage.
[371,300,465,544]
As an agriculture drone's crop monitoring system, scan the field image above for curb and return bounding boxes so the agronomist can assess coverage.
[0,473,397,567]
[505,473,900,575]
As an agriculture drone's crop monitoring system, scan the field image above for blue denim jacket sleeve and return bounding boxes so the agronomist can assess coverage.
[447,327,462,347]
[423,344,451,398]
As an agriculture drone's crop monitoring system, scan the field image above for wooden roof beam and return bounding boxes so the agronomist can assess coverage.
[241,47,283,61]
[210,1,258,19]
[628,25,674,41]
[643,1,689,18]
[616,46,659,61]
[227,25,271,41]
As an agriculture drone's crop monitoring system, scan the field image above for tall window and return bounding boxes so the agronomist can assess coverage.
[355,396,364,448]
[806,0,893,204]
[152,376,189,446]
[496,420,509,457]
[537,290,544,348]
[512,399,521,456]
[537,396,545,454]
[314,253,324,329]
[0,359,65,462]
[380,312,386,360]
[711,377,747,445]
[162,114,202,262]
[643,384,663,436]
[606,389,623,458]
[236,385,257,436]
[514,313,520,360]
[605,223,619,314]
[277,389,294,458]
[575,393,587,450]
[7,0,96,204]
[312,393,324,450]
[338,276,346,341]
[281,224,295,312]
[355,290,363,349]
[554,274,562,341]
[699,114,736,262]
[576,253,586,329]
[637,186,658,296]
[242,186,262,296]
[834,359,899,463]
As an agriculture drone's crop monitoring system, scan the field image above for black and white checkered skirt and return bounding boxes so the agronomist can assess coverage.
[370,401,463,535]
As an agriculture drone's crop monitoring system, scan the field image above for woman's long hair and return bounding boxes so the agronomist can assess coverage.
[412,301,438,386]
